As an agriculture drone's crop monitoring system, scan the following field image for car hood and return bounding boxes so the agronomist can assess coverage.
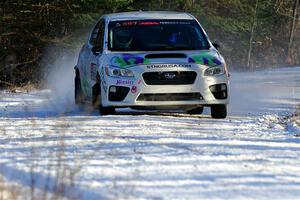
[106,50,224,68]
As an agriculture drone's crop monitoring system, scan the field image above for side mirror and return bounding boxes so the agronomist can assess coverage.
[212,42,220,50]
[92,46,102,56]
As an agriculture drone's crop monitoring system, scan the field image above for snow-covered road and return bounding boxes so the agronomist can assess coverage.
[0,67,300,199]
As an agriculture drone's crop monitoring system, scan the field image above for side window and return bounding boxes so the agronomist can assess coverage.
[90,22,100,46]
[95,21,105,51]
[89,20,105,50]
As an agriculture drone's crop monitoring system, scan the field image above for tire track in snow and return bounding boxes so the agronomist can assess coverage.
[0,67,300,199]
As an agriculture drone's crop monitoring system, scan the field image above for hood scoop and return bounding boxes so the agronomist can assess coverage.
[145,53,187,59]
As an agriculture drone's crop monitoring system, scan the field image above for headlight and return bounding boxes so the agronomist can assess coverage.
[204,65,225,76]
[105,65,134,77]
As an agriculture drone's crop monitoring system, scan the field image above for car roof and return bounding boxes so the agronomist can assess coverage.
[104,11,195,21]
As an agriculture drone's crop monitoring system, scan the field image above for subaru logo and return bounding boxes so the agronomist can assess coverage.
[164,72,176,79]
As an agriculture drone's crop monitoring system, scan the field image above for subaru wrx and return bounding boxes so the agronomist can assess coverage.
[75,11,230,118]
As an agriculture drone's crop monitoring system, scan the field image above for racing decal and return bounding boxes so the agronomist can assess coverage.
[111,54,150,68]
[146,64,191,69]
[90,63,97,81]
[115,20,193,28]
[131,86,137,93]
[137,80,142,85]
[100,67,107,93]
[81,77,89,95]
[188,53,222,67]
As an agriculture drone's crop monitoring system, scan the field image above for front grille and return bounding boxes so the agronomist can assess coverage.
[137,93,203,101]
[143,71,197,85]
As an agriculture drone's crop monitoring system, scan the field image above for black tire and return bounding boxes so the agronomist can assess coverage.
[75,69,84,104]
[211,104,227,119]
[187,107,204,115]
[100,106,115,115]
[92,80,115,115]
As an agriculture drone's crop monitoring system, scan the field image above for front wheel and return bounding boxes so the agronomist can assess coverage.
[100,106,115,115]
[75,69,84,105]
[211,104,227,119]
[92,81,115,115]
[187,107,204,115]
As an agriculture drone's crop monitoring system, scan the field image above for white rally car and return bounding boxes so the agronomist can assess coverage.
[75,11,229,118]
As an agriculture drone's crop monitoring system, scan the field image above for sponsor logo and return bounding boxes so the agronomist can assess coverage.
[146,64,191,69]
[131,86,137,93]
[116,79,134,85]
[164,72,176,79]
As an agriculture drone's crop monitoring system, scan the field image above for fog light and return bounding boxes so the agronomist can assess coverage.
[220,84,227,91]
[209,84,228,100]
[109,86,130,101]
[110,86,117,93]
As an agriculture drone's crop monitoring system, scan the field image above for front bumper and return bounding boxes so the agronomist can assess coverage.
[101,64,229,107]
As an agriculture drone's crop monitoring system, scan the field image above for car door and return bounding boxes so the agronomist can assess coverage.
[86,19,105,98]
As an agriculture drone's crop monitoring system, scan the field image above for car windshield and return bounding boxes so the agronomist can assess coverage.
[108,20,210,51]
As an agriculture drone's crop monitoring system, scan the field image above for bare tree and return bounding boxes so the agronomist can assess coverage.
[287,0,299,64]
[247,0,259,69]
